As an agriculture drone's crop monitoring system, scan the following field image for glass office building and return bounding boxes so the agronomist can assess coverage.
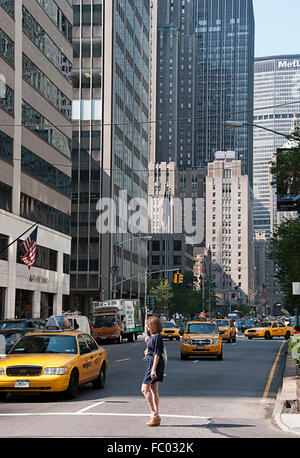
[71,1,149,310]
[253,55,300,238]
[194,0,254,184]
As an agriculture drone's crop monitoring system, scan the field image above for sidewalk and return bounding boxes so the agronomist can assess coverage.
[272,342,300,436]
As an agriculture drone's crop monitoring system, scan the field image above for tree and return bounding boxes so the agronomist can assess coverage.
[270,129,300,200]
[148,278,173,314]
[171,271,202,318]
[269,217,300,311]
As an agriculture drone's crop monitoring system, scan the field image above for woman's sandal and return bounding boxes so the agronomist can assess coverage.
[146,415,161,427]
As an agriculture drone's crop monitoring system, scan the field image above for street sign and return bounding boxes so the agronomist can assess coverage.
[292,282,300,295]
[146,295,156,308]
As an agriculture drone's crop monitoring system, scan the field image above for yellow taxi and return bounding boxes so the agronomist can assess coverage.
[0,330,108,400]
[212,319,237,343]
[244,321,294,340]
[161,321,181,340]
[180,321,223,360]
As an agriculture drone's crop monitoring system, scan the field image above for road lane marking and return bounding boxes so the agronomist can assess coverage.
[261,341,285,403]
[115,358,131,362]
[76,401,105,414]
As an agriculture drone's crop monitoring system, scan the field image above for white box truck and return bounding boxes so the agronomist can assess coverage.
[91,299,142,343]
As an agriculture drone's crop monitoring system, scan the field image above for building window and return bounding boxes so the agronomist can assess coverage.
[0,233,8,261]
[151,255,160,265]
[173,255,181,265]
[22,101,71,158]
[173,240,182,251]
[22,54,72,120]
[0,181,12,212]
[0,27,14,67]
[21,147,71,197]
[22,8,72,82]
[0,129,13,163]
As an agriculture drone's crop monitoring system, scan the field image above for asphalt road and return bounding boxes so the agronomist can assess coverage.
[0,333,298,440]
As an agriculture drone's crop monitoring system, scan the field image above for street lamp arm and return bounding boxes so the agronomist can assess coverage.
[225,120,290,139]
[114,235,152,248]
[114,268,179,286]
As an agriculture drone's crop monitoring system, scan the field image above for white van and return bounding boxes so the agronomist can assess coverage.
[65,315,91,334]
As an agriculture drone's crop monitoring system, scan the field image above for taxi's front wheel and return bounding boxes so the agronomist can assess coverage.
[181,352,188,360]
[65,369,79,399]
[93,365,106,389]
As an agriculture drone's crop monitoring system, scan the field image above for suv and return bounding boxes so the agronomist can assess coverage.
[180,321,223,360]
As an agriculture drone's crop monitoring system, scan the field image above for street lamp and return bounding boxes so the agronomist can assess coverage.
[225,120,298,139]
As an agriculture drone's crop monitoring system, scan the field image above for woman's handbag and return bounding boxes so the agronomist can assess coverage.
[143,346,167,365]
[162,346,167,366]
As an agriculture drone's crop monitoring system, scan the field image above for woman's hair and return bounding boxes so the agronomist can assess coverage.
[147,316,162,335]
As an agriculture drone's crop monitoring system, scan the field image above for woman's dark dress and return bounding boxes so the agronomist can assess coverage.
[143,333,165,384]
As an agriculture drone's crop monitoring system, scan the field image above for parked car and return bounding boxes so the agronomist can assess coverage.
[180,321,223,360]
[0,328,43,356]
[0,330,108,400]
[0,319,46,330]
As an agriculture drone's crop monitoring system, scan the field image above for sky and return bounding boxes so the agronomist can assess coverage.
[253,0,300,58]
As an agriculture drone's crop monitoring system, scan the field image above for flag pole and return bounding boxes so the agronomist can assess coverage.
[0,222,39,258]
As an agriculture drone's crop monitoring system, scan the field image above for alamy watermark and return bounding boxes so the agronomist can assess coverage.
[96,190,204,244]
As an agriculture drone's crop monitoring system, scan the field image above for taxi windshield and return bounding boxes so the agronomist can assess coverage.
[256,322,272,328]
[162,323,176,328]
[215,320,229,326]
[10,335,77,354]
[186,323,218,334]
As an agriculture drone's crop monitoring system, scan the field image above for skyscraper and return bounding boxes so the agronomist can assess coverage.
[205,151,254,306]
[71,1,150,310]
[253,55,300,238]
[153,0,196,167]
[0,0,73,319]
[194,0,254,183]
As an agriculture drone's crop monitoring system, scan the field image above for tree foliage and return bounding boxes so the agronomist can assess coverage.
[269,217,300,311]
[148,278,173,314]
[270,129,300,198]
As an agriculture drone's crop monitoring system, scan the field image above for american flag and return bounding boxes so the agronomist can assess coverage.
[20,227,38,269]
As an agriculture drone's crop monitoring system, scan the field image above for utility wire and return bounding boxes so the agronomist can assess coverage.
[0,99,300,129]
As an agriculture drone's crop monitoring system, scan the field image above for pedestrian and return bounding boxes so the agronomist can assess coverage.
[141,315,165,427]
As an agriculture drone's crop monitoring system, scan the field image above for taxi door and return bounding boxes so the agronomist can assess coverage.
[82,333,102,378]
[271,322,280,337]
[77,334,94,383]
[277,322,287,337]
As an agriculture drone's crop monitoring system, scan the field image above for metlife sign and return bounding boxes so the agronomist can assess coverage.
[278,59,300,70]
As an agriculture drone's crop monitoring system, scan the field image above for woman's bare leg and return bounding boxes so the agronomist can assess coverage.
[150,382,159,416]
[141,383,156,417]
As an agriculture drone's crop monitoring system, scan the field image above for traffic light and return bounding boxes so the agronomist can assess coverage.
[174,273,184,284]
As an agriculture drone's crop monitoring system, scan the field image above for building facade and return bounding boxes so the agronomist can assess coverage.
[70,0,150,311]
[194,0,254,183]
[0,0,73,320]
[205,152,254,306]
[152,0,196,167]
[253,55,300,238]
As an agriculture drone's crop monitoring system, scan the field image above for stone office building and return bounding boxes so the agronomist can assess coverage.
[0,0,73,319]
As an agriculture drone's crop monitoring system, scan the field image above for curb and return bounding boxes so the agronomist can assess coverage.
[272,344,300,436]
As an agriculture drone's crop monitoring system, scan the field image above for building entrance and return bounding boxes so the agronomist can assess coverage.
[15,289,33,318]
